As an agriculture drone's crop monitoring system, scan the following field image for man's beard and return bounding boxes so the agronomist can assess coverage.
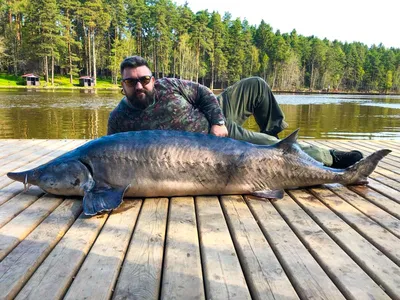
[126,89,155,109]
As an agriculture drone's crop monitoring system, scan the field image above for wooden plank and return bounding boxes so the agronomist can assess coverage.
[349,185,400,219]
[220,195,299,299]
[15,211,109,300]
[365,140,400,160]
[112,198,168,300]
[0,182,26,206]
[0,186,44,228]
[0,140,71,175]
[0,199,81,300]
[0,195,64,260]
[245,196,345,300]
[326,183,400,238]
[309,186,400,264]
[0,140,86,189]
[367,178,400,204]
[195,196,251,300]
[379,140,400,151]
[273,193,390,300]
[161,197,204,300]
[0,139,46,160]
[288,189,400,299]
[64,200,141,300]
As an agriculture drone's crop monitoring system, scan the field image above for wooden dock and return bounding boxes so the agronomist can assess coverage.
[0,139,399,300]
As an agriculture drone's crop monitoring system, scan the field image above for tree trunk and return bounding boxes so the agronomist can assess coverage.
[92,31,97,85]
[51,51,54,86]
[310,61,314,89]
[195,41,200,83]
[69,39,73,84]
[210,55,214,90]
[44,56,49,83]
[88,28,91,76]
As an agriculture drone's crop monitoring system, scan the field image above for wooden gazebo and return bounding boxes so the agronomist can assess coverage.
[79,76,95,87]
[22,73,40,86]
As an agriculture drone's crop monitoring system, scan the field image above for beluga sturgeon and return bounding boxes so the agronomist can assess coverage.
[7,130,390,216]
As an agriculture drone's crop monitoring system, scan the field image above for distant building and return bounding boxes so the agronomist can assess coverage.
[22,74,40,86]
[79,76,95,87]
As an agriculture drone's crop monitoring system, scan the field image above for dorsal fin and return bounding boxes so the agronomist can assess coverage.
[274,129,299,153]
[273,129,324,166]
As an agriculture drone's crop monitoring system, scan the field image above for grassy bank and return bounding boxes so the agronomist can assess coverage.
[0,73,120,90]
[1,74,399,95]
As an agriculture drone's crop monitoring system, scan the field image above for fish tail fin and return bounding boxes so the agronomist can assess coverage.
[341,149,391,185]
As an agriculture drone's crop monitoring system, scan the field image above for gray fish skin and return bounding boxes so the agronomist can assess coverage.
[7,130,391,215]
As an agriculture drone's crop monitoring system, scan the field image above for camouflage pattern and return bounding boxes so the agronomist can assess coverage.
[108,78,225,135]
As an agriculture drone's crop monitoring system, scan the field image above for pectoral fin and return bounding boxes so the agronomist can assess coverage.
[83,184,130,216]
[251,189,284,199]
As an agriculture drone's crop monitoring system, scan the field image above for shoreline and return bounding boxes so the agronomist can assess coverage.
[0,85,399,96]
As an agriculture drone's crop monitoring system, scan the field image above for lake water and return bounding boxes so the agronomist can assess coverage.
[0,89,399,140]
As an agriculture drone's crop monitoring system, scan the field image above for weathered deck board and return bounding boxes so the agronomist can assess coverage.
[15,212,109,300]
[196,196,251,300]
[0,139,399,300]
[0,195,64,260]
[220,195,299,299]
[64,201,141,300]
[288,189,400,299]
[274,193,391,299]
[161,197,204,300]
[112,198,167,300]
[246,195,346,299]
[0,199,81,300]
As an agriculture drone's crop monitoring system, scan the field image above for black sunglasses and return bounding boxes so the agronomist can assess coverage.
[122,75,153,87]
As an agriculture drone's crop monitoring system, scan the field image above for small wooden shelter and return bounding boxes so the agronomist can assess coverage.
[22,73,40,86]
[79,76,95,87]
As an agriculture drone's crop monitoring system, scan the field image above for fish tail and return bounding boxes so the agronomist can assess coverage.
[341,149,391,185]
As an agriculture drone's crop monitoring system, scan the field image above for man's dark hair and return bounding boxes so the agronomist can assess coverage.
[120,56,150,74]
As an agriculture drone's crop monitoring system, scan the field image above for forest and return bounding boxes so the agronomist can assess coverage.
[1,0,399,92]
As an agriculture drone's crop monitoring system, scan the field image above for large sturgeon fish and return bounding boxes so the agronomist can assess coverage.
[7,130,390,215]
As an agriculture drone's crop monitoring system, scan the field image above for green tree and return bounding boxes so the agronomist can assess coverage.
[363,45,384,91]
[190,10,212,82]
[152,0,174,77]
[308,37,327,89]
[323,42,345,90]
[224,17,245,84]
[254,20,274,80]
[270,32,290,89]
[59,0,82,83]
[208,11,227,89]
[25,0,62,85]
[126,0,149,56]
[170,4,193,77]
[343,43,366,90]
[3,0,28,75]
[79,0,111,84]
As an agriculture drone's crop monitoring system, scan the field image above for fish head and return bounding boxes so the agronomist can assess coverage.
[7,159,93,195]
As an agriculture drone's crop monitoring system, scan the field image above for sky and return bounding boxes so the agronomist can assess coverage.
[173,0,399,49]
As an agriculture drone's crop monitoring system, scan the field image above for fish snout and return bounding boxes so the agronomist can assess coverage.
[7,170,39,185]
[7,171,29,183]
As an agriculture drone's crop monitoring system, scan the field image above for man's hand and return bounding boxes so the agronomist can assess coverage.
[210,124,228,137]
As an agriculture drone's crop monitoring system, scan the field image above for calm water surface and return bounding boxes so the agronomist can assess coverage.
[0,89,399,140]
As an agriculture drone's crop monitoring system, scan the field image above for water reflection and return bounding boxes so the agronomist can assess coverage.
[0,90,399,140]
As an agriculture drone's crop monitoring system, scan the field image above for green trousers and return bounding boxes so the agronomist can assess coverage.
[216,77,333,166]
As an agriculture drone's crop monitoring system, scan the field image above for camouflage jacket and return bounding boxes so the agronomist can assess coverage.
[107,78,225,135]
